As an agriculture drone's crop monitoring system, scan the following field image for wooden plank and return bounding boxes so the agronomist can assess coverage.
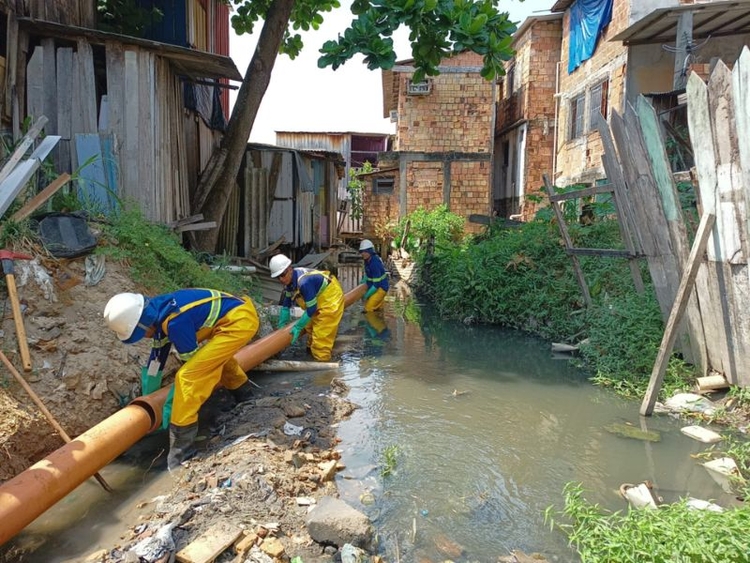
[610,109,676,323]
[548,184,614,202]
[595,112,646,296]
[104,41,124,149]
[733,47,750,268]
[637,95,707,372]
[138,50,156,219]
[168,214,204,229]
[641,212,715,416]
[695,61,750,384]
[687,73,719,251]
[25,46,43,121]
[41,38,57,135]
[14,27,29,141]
[177,221,217,233]
[56,47,73,140]
[567,248,634,258]
[686,71,732,379]
[543,174,591,307]
[123,48,139,202]
[11,173,71,221]
[5,13,17,122]
[175,522,243,563]
[0,115,48,186]
[76,39,97,132]
[707,61,746,265]
[243,167,251,255]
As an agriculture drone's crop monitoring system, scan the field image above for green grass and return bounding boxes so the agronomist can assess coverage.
[546,483,750,563]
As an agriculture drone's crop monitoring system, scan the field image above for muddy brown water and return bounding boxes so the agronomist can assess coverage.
[3,297,732,562]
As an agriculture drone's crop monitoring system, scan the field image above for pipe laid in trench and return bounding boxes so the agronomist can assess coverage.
[0,283,367,546]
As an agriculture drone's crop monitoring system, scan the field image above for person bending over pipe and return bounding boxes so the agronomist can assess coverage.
[103,289,259,470]
[270,254,344,362]
[359,239,389,312]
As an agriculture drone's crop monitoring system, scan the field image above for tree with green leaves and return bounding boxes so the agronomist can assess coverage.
[191,0,518,253]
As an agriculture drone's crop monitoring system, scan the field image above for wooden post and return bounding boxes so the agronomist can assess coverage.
[543,175,592,307]
[641,212,715,416]
[0,349,113,492]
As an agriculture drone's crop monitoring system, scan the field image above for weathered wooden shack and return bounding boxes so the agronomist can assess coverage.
[217,143,345,261]
[0,1,240,224]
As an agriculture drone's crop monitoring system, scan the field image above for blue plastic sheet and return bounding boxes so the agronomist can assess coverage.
[568,0,613,73]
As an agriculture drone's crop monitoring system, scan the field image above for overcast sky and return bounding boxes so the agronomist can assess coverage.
[229,0,555,144]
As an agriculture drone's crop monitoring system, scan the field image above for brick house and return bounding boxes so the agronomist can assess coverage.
[494,14,563,220]
[367,51,495,237]
[366,0,750,240]
[552,0,750,187]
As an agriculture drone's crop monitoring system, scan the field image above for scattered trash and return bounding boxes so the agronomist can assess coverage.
[17,258,57,302]
[703,457,744,494]
[686,497,724,512]
[283,422,304,436]
[663,393,716,416]
[84,254,107,286]
[341,543,366,563]
[296,497,316,506]
[619,482,660,509]
[680,425,722,444]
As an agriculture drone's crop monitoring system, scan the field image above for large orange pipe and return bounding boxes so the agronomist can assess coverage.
[236,283,366,370]
[0,284,366,545]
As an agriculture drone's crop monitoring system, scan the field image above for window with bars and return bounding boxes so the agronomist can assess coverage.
[570,93,585,139]
[588,79,609,131]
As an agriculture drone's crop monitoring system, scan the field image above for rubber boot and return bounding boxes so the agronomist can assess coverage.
[230,380,254,403]
[167,422,198,471]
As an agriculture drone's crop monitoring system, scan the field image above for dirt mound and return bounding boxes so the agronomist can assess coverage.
[0,252,153,480]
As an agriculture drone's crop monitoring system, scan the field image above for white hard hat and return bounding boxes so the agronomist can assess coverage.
[359,239,374,251]
[269,254,292,278]
[103,293,145,341]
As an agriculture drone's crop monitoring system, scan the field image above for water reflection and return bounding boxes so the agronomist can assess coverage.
[337,305,732,562]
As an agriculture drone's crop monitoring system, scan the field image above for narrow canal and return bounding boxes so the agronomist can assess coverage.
[3,299,732,562]
[333,306,732,562]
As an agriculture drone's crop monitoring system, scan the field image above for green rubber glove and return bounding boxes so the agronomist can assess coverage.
[141,366,164,396]
[363,286,377,301]
[290,314,311,344]
[278,307,291,328]
[360,275,367,284]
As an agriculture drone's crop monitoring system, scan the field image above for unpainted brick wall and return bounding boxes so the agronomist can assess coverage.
[397,51,494,154]
[555,0,629,187]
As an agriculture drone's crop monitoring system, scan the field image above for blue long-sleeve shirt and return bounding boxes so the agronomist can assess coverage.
[280,268,330,317]
[145,288,245,369]
[363,249,389,292]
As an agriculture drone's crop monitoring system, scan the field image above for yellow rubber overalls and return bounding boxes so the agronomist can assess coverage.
[164,293,259,427]
[293,270,344,362]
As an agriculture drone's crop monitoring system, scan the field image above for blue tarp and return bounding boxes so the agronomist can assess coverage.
[568,0,613,73]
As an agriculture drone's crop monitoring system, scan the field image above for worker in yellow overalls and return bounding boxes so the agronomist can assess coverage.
[359,239,389,312]
[270,254,344,362]
[103,289,259,470]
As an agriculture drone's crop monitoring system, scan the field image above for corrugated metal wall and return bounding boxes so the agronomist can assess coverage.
[217,147,343,258]
[274,132,357,236]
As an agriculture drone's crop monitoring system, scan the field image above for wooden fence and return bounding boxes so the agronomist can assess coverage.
[586,47,750,387]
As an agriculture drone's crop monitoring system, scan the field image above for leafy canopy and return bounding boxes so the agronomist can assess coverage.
[227,0,517,82]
